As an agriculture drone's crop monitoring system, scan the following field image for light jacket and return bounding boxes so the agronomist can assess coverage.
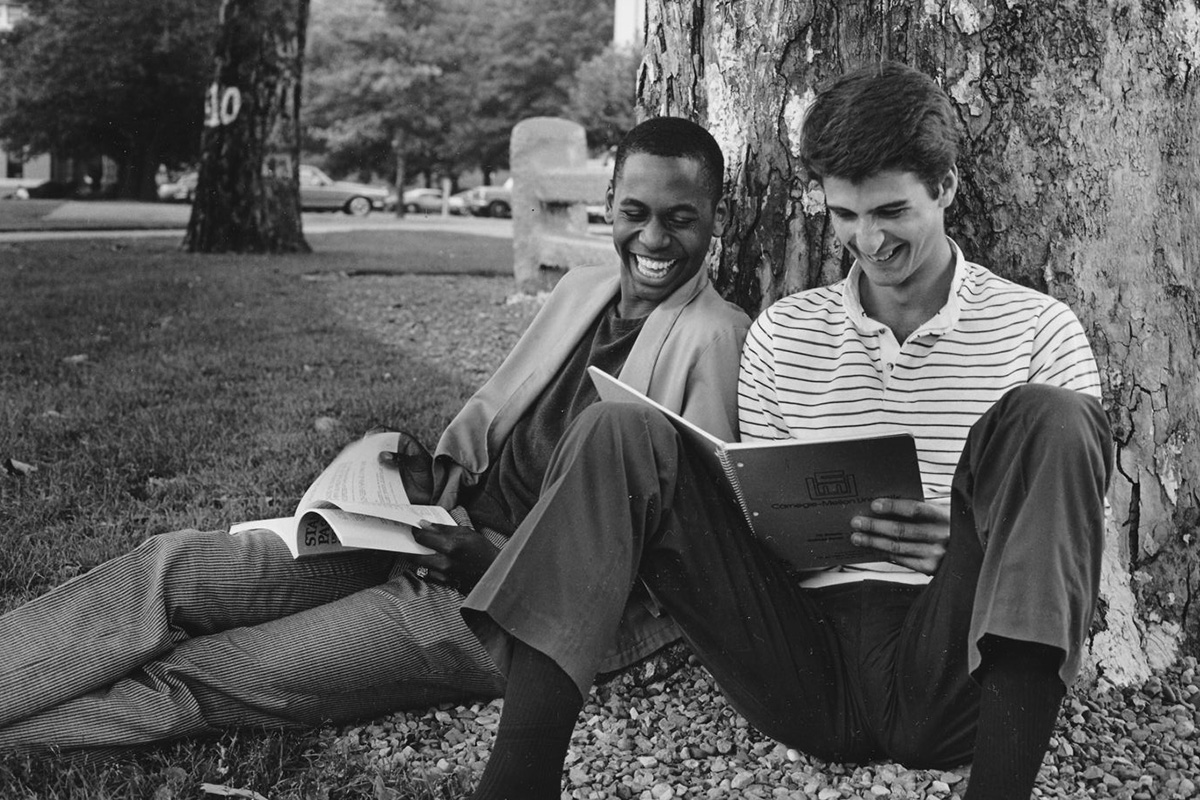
[432,262,750,511]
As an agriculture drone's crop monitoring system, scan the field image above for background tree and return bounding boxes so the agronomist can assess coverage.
[0,0,220,200]
[565,44,640,153]
[444,0,614,182]
[304,0,445,210]
[641,0,1200,683]
[304,0,615,189]
[184,0,310,254]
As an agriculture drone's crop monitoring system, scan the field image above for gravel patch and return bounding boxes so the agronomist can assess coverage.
[321,654,1199,800]
[323,271,551,389]
[322,272,1200,799]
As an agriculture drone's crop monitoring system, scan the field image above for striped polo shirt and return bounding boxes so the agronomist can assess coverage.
[737,240,1101,587]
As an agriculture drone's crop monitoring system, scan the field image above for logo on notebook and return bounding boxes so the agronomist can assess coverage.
[806,470,858,501]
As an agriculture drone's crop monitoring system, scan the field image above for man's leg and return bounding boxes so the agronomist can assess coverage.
[881,385,1112,793]
[0,528,395,731]
[463,403,872,799]
[0,568,505,754]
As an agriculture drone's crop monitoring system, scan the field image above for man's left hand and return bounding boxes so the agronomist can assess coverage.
[410,521,500,593]
[850,498,950,575]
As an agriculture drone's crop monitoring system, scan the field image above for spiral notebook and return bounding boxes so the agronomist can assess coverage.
[588,367,924,570]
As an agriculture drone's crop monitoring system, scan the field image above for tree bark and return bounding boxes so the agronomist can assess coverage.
[641,0,1200,684]
[183,0,310,253]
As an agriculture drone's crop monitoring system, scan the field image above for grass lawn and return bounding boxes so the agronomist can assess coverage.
[0,231,531,798]
[0,200,68,231]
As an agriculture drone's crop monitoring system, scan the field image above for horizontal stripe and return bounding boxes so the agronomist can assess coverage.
[738,254,1102,512]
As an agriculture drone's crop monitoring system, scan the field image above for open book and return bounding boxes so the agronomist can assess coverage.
[589,367,924,570]
[229,431,455,558]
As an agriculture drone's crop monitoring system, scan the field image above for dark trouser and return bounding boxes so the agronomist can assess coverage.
[462,384,1113,768]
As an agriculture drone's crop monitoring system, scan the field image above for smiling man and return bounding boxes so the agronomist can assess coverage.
[460,63,1113,800]
[0,117,749,756]
[607,142,727,317]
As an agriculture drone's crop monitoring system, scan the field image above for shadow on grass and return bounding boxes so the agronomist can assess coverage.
[0,234,522,798]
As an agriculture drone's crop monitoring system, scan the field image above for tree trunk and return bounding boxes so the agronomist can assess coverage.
[183,0,310,254]
[641,0,1200,685]
[393,133,406,219]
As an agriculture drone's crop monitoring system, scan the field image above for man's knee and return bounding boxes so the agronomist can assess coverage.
[988,385,1111,453]
[569,401,679,447]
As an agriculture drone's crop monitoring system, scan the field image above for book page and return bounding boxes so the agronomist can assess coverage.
[302,508,435,555]
[298,432,456,526]
[229,516,347,559]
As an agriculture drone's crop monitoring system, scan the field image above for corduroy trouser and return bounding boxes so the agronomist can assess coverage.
[0,528,504,754]
[463,384,1113,768]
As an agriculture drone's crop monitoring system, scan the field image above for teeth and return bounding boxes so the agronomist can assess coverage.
[633,254,676,279]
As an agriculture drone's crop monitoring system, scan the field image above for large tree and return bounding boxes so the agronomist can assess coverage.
[0,0,220,200]
[641,0,1199,684]
[184,0,310,254]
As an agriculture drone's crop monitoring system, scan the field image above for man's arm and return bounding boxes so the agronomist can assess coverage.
[677,324,749,442]
[1028,303,1102,396]
[737,310,792,441]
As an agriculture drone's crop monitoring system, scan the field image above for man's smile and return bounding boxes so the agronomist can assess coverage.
[631,253,680,280]
[857,244,904,265]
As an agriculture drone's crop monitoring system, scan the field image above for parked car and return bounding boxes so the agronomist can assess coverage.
[299,165,393,216]
[156,166,395,215]
[158,171,198,202]
[448,189,473,216]
[460,178,513,218]
[402,188,447,214]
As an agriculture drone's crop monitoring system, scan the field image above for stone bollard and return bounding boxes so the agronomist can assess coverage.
[510,117,612,292]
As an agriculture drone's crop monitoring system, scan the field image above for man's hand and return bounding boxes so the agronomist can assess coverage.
[850,498,950,575]
[410,521,500,593]
[378,431,435,504]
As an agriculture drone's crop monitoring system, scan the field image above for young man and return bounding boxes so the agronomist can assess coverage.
[460,62,1112,800]
[0,117,749,755]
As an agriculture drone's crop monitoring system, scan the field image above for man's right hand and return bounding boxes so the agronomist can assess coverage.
[849,498,951,575]
[378,431,435,504]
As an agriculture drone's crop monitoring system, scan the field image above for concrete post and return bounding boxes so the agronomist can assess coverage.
[510,117,593,291]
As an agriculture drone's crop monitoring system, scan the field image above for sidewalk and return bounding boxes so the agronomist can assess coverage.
[0,199,521,242]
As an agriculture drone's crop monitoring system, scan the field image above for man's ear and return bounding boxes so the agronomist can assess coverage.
[937,167,958,209]
[712,196,730,237]
[604,181,615,224]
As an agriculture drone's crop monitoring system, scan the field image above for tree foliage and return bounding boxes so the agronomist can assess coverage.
[565,44,640,152]
[0,0,221,199]
[304,0,444,185]
[304,0,617,186]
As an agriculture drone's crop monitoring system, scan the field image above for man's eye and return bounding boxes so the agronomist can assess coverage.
[620,208,647,221]
[877,208,904,219]
[669,216,698,228]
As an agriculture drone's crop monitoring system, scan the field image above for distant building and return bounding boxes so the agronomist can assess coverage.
[0,2,25,31]
[613,0,645,49]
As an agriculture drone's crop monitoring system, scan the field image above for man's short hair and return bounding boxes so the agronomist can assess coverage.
[612,117,725,208]
[799,61,960,198]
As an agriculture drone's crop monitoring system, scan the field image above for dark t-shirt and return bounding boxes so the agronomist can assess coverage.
[465,302,646,536]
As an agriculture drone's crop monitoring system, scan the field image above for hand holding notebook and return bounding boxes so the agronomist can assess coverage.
[588,366,924,570]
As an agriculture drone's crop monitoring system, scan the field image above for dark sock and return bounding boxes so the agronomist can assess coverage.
[965,636,1066,800]
[471,640,585,800]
